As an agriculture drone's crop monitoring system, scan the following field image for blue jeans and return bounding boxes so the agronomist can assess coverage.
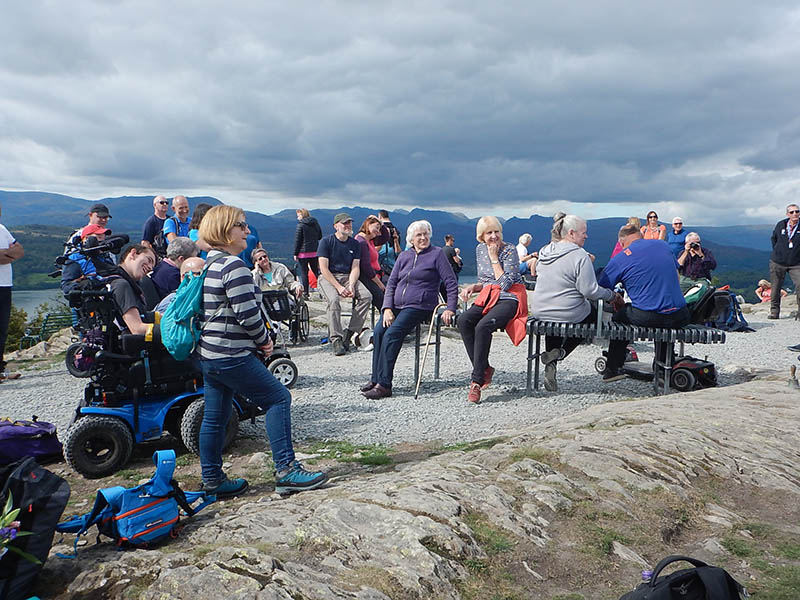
[199,352,295,486]
[371,308,429,388]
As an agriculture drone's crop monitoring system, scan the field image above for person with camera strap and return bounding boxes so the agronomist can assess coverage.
[677,231,716,293]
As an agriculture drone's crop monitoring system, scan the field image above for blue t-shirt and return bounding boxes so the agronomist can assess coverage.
[317,234,361,274]
[666,229,688,258]
[597,239,685,314]
[163,216,190,242]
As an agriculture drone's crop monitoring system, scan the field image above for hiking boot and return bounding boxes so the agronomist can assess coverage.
[601,368,627,383]
[363,383,392,399]
[768,314,779,320]
[202,477,249,499]
[341,329,354,351]
[467,382,481,404]
[544,361,558,392]
[789,344,800,352]
[360,381,377,392]
[332,338,346,356]
[481,366,495,390]
[275,462,328,495]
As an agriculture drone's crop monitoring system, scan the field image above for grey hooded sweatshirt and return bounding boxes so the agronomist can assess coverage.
[531,241,615,322]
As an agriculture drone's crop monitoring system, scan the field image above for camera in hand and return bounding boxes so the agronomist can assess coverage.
[689,242,700,249]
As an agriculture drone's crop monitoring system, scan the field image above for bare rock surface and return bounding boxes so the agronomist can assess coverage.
[43,378,800,599]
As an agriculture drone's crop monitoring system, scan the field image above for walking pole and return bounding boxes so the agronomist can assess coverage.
[414,302,448,399]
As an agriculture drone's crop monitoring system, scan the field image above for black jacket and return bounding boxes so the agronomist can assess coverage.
[294,217,323,255]
[771,218,800,266]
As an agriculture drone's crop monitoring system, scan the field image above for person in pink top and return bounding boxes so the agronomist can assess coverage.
[641,211,667,240]
[355,215,390,310]
[611,217,641,258]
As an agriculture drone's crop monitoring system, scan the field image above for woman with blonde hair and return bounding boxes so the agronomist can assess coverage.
[458,216,528,404]
[197,204,327,498]
[611,216,641,258]
[755,279,786,303]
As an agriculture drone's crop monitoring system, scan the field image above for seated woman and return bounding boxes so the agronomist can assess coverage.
[516,233,538,275]
[354,215,390,311]
[458,216,528,404]
[531,213,620,392]
[107,243,158,337]
[251,248,304,299]
[755,279,786,303]
[361,220,457,399]
[196,205,327,499]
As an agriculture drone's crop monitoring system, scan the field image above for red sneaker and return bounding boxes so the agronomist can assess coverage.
[467,382,482,404]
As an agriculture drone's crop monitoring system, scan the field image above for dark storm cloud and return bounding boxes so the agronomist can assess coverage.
[1,1,799,223]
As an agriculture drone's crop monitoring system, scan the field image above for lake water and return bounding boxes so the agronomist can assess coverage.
[11,289,63,317]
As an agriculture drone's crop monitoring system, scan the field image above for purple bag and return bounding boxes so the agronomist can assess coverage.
[0,418,63,465]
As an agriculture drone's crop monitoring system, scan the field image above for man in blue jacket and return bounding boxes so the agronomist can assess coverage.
[597,223,690,381]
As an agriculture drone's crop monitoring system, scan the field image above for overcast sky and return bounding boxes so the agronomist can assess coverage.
[2,1,800,225]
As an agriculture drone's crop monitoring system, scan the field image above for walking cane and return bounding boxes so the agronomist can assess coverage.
[414,302,448,399]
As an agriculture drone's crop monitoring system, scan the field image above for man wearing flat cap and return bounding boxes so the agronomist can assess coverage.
[317,212,372,355]
[66,202,113,252]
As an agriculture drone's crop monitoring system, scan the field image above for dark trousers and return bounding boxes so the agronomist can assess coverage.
[439,272,459,303]
[607,304,690,371]
[360,276,385,312]
[371,307,428,388]
[545,308,597,358]
[298,257,320,295]
[769,260,800,318]
[0,287,11,370]
[458,299,517,385]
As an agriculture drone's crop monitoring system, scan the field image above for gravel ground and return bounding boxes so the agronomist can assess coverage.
[2,306,798,447]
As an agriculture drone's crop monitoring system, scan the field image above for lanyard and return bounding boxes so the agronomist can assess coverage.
[788,221,799,244]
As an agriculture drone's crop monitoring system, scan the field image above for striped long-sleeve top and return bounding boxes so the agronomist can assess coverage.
[198,250,268,360]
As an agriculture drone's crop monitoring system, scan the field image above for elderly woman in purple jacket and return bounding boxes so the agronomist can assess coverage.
[361,220,457,399]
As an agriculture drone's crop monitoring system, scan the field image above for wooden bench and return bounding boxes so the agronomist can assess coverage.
[429,303,726,396]
[19,311,73,350]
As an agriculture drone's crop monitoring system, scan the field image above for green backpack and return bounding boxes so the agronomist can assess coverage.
[160,254,227,360]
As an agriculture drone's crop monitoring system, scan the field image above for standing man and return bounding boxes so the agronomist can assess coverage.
[666,216,688,258]
[597,223,689,382]
[163,195,191,244]
[440,234,463,302]
[0,203,24,381]
[377,210,402,281]
[141,195,169,251]
[769,204,800,319]
[317,213,371,356]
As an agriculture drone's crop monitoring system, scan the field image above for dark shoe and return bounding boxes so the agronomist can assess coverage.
[275,462,328,495]
[332,338,346,356]
[602,368,627,383]
[544,361,558,392]
[789,344,800,352]
[342,329,353,351]
[768,314,779,320]
[541,348,565,364]
[363,383,392,399]
[481,366,495,390]
[360,381,377,392]
[202,477,249,499]
[467,382,481,404]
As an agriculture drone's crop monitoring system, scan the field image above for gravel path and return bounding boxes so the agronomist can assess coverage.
[2,308,798,447]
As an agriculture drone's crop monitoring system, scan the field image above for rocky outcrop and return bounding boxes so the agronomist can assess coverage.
[44,379,800,599]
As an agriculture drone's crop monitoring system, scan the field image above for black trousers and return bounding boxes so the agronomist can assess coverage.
[0,286,11,370]
[545,307,597,358]
[360,276,385,312]
[606,304,690,371]
[458,299,517,385]
[298,257,320,295]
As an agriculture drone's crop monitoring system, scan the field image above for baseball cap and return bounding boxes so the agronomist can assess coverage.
[333,212,353,225]
[81,224,111,238]
[89,203,112,218]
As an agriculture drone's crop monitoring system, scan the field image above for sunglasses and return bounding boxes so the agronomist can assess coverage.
[157,201,168,205]
[233,221,249,229]
[673,222,683,225]
[789,210,800,214]
[648,215,658,218]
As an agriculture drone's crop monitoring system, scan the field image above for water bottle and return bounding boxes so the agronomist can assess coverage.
[641,569,653,585]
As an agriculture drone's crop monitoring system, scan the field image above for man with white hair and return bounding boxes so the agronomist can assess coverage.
[141,195,169,252]
[666,216,688,258]
[769,203,800,319]
[676,232,716,293]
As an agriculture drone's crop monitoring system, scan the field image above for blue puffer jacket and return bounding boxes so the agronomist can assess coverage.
[383,245,458,313]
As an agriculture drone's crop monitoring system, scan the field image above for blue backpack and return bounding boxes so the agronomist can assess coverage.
[56,450,214,553]
[160,253,227,360]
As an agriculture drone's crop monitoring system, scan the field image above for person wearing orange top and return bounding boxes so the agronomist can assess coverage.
[641,211,667,240]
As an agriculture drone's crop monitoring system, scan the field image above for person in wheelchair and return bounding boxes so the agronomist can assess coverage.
[60,224,115,295]
[251,248,304,301]
[106,244,159,337]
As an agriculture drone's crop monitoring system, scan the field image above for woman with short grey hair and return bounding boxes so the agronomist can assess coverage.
[406,220,432,246]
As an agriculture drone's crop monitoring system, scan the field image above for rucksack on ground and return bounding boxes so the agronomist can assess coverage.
[160,253,226,360]
[708,291,754,332]
[56,449,213,553]
[0,457,70,600]
[0,418,63,466]
[619,555,746,599]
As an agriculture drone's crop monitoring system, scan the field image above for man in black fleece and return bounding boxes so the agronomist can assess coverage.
[769,203,800,319]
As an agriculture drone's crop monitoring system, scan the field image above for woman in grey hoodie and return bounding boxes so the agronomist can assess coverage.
[531,213,620,392]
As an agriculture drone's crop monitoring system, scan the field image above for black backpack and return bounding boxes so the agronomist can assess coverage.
[0,458,70,600]
[619,555,746,600]
[151,216,177,258]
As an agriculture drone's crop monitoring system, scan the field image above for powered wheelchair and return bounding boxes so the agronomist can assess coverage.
[62,278,297,479]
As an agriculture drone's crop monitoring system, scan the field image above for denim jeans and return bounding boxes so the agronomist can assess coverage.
[199,352,295,486]
[371,307,429,388]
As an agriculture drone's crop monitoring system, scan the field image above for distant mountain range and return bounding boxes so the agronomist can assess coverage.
[0,190,778,300]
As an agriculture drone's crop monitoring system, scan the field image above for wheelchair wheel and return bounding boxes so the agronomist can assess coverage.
[671,368,696,392]
[594,356,607,374]
[298,302,309,342]
[63,416,134,478]
[65,342,94,378]
[180,397,240,456]
[268,357,298,389]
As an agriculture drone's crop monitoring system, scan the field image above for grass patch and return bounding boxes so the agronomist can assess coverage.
[300,440,393,466]
[721,535,760,558]
[114,469,142,481]
[175,453,195,467]
[340,566,411,599]
[776,541,800,560]
[552,595,584,600]
[436,437,508,454]
[750,562,800,599]
[464,512,514,555]
[507,446,558,465]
